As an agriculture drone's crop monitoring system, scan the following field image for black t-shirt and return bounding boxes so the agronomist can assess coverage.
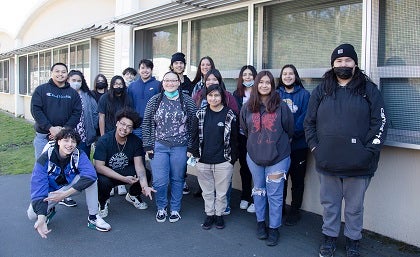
[200,107,228,164]
[97,93,134,134]
[91,90,105,103]
[94,130,144,172]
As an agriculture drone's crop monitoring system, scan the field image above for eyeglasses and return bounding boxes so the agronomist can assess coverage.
[163,79,179,84]
[118,121,133,130]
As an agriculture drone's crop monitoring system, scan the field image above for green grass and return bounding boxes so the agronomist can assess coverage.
[0,111,35,175]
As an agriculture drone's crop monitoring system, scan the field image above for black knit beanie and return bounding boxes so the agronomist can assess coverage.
[331,44,358,66]
[171,52,186,65]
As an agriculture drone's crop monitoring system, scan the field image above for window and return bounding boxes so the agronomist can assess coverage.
[28,54,39,95]
[19,56,28,95]
[190,10,248,71]
[0,61,9,93]
[18,41,91,95]
[53,47,68,64]
[263,0,362,69]
[39,51,51,85]
[378,0,420,147]
[73,42,90,81]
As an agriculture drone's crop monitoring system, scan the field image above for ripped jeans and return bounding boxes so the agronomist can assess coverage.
[246,154,291,229]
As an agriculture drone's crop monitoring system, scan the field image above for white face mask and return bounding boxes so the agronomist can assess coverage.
[70,82,82,91]
[243,81,254,88]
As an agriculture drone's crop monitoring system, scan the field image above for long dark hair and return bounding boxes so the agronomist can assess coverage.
[248,71,280,113]
[196,69,225,106]
[93,74,108,92]
[106,75,131,116]
[236,65,257,97]
[321,66,371,96]
[277,64,304,89]
[191,56,215,85]
[68,70,95,98]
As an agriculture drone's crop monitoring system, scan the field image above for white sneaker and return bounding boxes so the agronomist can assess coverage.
[117,185,127,195]
[88,215,111,232]
[240,200,249,210]
[110,188,115,196]
[98,200,109,218]
[247,203,255,213]
[125,193,148,209]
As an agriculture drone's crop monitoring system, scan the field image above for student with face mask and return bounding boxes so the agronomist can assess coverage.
[233,65,258,214]
[98,75,133,136]
[304,44,388,257]
[67,70,98,158]
[91,74,109,103]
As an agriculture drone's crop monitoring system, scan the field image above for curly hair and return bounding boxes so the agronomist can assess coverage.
[115,107,141,129]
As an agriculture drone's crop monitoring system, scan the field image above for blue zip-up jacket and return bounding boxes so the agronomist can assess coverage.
[278,85,310,151]
[128,77,161,118]
[30,146,97,216]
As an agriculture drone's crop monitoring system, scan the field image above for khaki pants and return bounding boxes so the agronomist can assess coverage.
[196,161,233,216]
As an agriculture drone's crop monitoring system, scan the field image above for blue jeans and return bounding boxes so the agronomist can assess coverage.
[33,132,49,159]
[78,141,91,158]
[247,154,290,229]
[151,142,187,212]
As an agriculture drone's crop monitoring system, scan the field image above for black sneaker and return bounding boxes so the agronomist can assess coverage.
[215,215,225,229]
[257,221,268,240]
[193,188,203,197]
[285,208,301,226]
[266,228,279,246]
[319,235,337,257]
[59,197,77,207]
[201,215,215,230]
[156,209,167,223]
[183,182,190,195]
[346,237,361,257]
[169,211,181,223]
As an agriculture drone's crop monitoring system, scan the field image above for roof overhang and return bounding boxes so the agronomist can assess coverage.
[112,0,250,27]
[0,23,114,59]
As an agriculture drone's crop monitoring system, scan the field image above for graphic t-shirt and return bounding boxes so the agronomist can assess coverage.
[94,130,144,172]
[154,96,188,147]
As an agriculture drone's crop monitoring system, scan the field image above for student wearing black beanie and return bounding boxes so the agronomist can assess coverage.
[304,43,388,257]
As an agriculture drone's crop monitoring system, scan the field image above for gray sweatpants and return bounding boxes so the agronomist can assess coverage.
[27,175,99,220]
[319,173,371,240]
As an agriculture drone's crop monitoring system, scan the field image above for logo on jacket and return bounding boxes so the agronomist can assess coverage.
[217,122,224,127]
[283,99,298,113]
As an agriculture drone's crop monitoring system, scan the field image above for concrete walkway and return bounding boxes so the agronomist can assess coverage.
[0,174,418,257]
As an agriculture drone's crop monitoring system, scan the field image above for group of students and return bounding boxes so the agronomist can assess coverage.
[27,43,387,257]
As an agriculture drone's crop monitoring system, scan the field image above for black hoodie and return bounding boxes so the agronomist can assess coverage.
[304,81,387,177]
[31,79,82,134]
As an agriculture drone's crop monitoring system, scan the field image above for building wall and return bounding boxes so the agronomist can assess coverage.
[0,93,15,113]
[18,0,115,46]
[0,32,14,52]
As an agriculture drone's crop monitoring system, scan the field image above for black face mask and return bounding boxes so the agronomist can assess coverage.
[114,87,124,95]
[96,82,107,89]
[334,67,353,80]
